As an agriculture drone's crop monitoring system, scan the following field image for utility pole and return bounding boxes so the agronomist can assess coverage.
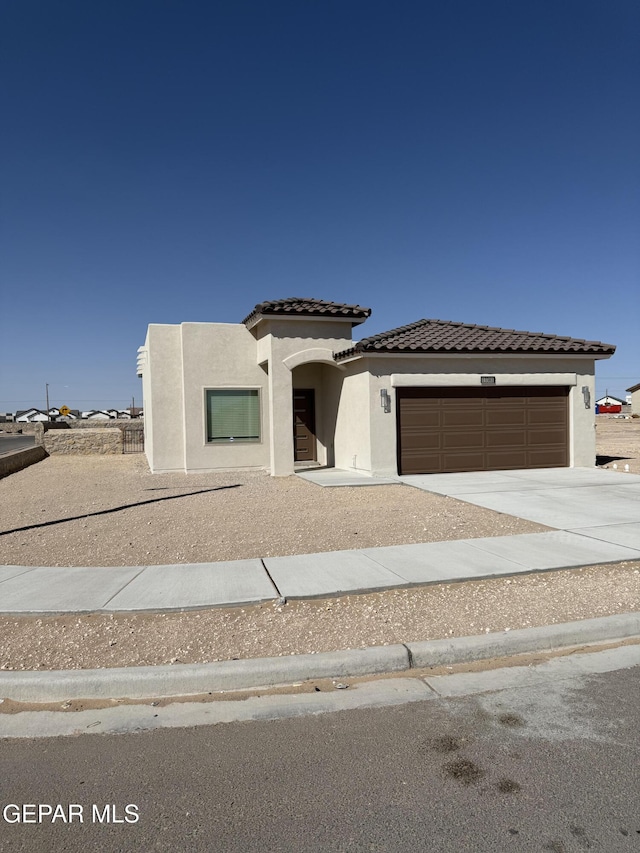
[45,383,50,421]
[131,396,135,418]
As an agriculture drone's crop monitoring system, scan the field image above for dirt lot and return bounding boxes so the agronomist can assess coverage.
[595,414,640,474]
[0,417,638,672]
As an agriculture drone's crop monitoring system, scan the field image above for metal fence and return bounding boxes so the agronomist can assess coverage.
[122,427,145,453]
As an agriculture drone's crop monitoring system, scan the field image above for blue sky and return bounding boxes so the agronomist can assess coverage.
[1,0,638,412]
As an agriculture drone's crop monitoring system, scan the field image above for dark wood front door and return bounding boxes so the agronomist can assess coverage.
[293,389,316,462]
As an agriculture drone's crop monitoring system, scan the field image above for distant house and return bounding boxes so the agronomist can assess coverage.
[82,410,114,420]
[627,382,640,415]
[15,407,82,422]
[15,408,50,422]
[0,412,15,423]
[595,395,626,407]
[138,296,616,476]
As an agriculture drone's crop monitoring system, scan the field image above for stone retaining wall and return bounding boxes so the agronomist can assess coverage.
[43,429,123,455]
[0,446,48,479]
[1,420,143,435]
[66,420,144,430]
[0,423,41,435]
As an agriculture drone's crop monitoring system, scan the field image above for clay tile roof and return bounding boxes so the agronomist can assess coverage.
[334,318,616,360]
[242,297,371,327]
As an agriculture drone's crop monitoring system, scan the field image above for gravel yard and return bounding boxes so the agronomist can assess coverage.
[0,417,638,673]
[0,456,546,568]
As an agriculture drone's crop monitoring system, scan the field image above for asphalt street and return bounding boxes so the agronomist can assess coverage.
[1,663,639,852]
[0,435,35,457]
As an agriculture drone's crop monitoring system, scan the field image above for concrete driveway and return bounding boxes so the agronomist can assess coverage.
[400,467,640,551]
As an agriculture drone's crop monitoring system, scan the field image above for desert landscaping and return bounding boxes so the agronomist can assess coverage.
[0,416,638,673]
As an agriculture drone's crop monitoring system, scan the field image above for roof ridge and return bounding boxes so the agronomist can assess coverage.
[242,297,371,327]
[334,316,616,360]
[358,317,431,343]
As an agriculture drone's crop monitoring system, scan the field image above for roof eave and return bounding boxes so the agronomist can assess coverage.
[246,312,370,331]
[335,348,615,361]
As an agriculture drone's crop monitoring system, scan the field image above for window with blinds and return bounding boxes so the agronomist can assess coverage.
[206,389,260,443]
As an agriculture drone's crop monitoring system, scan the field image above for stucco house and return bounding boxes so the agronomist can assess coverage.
[627,382,640,415]
[138,298,615,477]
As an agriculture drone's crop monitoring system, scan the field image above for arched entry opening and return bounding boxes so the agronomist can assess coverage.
[286,351,343,469]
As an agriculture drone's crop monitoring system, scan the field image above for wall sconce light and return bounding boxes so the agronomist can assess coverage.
[582,386,591,409]
[380,389,391,413]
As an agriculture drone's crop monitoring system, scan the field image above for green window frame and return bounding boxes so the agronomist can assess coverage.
[206,389,261,443]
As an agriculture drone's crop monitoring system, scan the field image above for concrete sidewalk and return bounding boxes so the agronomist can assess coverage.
[1,527,640,613]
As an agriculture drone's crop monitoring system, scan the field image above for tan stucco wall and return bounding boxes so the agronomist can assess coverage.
[142,325,184,471]
[332,367,371,472]
[335,354,598,475]
[141,323,270,473]
[631,388,640,415]
[181,323,270,473]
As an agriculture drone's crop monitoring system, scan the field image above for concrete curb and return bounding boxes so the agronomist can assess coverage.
[0,645,410,703]
[1,613,638,703]
[406,612,640,667]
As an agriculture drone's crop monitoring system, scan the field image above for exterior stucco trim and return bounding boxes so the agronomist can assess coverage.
[283,348,346,370]
[340,352,607,362]
[390,373,578,388]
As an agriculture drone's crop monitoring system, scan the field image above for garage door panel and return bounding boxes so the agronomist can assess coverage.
[485,430,527,448]
[401,452,444,474]
[441,397,484,407]
[486,450,529,469]
[443,431,486,449]
[401,432,442,451]
[442,411,484,427]
[528,448,567,466]
[486,409,527,426]
[528,428,568,446]
[527,409,567,426]
[441,452,488,472]
[402,410,441,427]
[397,386,568,474]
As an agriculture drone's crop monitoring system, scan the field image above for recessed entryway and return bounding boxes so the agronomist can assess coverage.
[293,388,316,462]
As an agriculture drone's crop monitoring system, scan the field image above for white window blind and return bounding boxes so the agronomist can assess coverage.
[206,390,260,442]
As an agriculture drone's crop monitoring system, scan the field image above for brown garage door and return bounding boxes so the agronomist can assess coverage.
[397,386,569,475]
